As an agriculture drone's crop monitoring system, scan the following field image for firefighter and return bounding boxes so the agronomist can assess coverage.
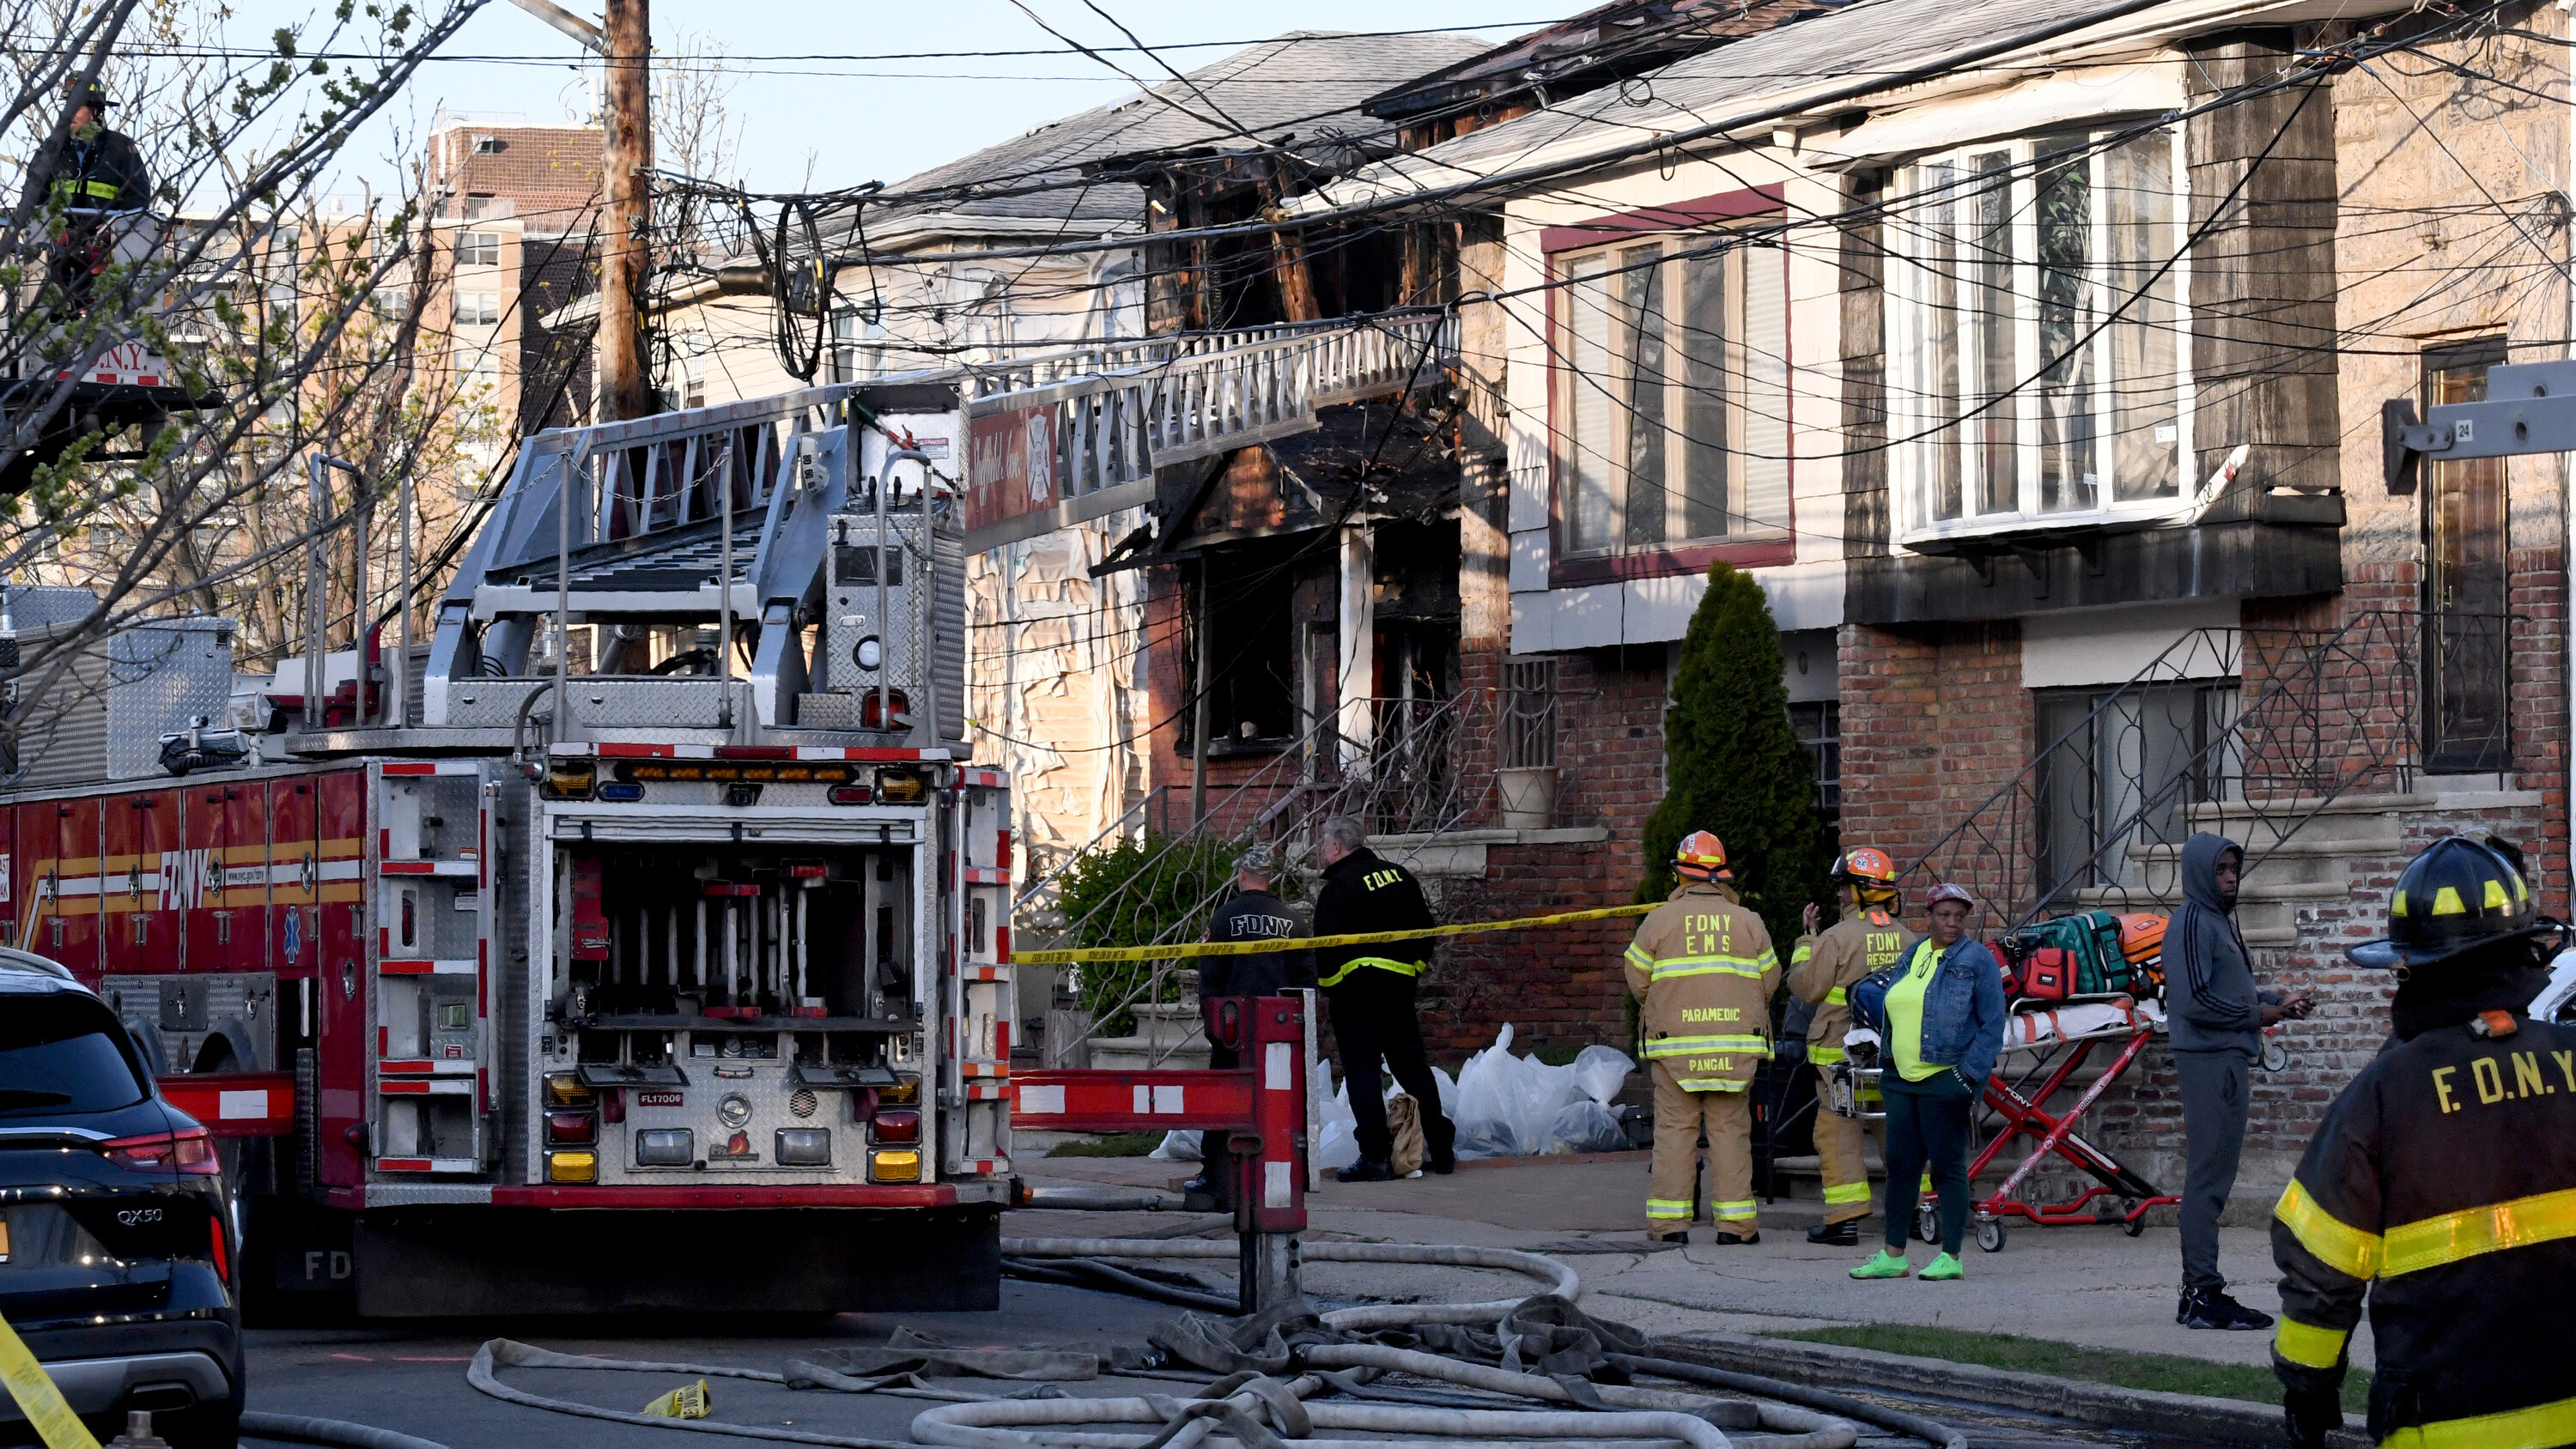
[1312,815,1455,1182]
[21,78,152,312]
[1627,831,1779,1245]
[1188,842,1313,1206]
[2272,836,2576,1449]
[1789,846,1906,1246]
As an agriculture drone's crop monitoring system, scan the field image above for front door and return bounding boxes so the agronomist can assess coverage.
[2424,343,2511,774]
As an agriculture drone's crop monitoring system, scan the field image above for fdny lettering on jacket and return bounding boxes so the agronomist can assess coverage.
[1219,911,1299,941]
[2430,1048,2576,1113]
[1363,869,1403,892]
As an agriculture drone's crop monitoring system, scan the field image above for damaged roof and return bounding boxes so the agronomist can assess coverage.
[847,29,1490,252]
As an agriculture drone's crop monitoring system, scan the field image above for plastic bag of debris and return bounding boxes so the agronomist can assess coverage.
[1451,1025,1584,1159]
[1571,1044,1636,1106]
[1313,1067,1361,1171]
[1546,1100,1630,1155]
[1148,1131,1201,1161]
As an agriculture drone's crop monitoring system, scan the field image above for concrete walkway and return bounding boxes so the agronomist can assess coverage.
[1012,1146,2373,1372]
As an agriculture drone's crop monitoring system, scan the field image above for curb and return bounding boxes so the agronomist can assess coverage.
[1645,1331,2371,1449]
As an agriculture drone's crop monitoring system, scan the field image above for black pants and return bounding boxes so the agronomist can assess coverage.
[2177,1050,2250,1291]
[1327,968,1455,1167]
[1880,1070,1976,1254]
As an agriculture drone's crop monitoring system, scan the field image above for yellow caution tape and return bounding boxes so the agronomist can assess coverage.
[641,1379,713,1419]
[1011,902,1661,965]
[0,1311,101,1449]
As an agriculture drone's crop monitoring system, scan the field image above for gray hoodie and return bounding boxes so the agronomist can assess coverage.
[2168,833,2275,1058]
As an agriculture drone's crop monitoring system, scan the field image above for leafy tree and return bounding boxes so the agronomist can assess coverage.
[1051,831,1240,1038]
[1637,563,1829,945]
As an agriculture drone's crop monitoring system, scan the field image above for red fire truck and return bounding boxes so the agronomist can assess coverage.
[0,379,1015,1315]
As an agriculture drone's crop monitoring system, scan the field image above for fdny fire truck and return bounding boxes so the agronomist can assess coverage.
[0,379,1015,1315]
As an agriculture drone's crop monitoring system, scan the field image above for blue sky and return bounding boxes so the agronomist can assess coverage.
[211,0,1535,203]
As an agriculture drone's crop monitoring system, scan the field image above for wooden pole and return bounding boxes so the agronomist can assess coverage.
[598,0,652,422]
[1191,558,1211,828]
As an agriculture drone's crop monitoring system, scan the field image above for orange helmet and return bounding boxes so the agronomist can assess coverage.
[1674,831,1730,882]
[1832,846,1899,893]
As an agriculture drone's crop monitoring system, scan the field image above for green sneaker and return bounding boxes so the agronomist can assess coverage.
[1849,1249,1911,1280]
[1920,1252,1965,1282]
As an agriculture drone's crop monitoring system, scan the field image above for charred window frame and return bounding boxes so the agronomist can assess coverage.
[1178,545,1299,758]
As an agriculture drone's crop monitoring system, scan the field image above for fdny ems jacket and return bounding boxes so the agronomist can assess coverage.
[2271,1008,2576,1446]
[1624,881,1778,1091]
[1789,906,1905,1065]
[1311,848,1437,988]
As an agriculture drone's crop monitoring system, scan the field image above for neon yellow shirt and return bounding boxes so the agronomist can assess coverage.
[1886,938,1947,1082]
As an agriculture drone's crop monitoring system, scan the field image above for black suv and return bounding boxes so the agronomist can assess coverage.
[0,950,241,1448]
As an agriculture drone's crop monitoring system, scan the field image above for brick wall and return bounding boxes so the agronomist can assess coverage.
[1420,646,1671,1059]
[429,124,603,233]
[1837,620,2029,913]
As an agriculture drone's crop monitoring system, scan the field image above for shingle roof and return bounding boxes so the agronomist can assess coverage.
[1301,0,2179,209]
[850,29,1489,251]
[1364,0,1856,122]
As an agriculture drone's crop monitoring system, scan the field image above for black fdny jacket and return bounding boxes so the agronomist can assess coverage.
[1200,888,1314,1002]
[2271,1007,2576,1445]
[1311,848,1436,988]
[24,128,151,213]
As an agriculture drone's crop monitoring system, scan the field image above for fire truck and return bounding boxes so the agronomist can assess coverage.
[0,379,1015,1315]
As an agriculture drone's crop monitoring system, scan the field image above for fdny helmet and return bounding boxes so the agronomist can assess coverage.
[2349,836,2543,970]
[1831,846,1899,894]
[1674,831,1730,882]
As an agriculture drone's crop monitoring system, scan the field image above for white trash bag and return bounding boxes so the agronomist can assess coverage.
[1547,1099,1630,1155]
[1451,1025,1585,1159]
[1147,1130,1201,1161]
[1312,1066,1362,1172]
[1571,1044,1636,1106]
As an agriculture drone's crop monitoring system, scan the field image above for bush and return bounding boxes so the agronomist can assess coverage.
[1052,831,1240,1037]
[1637,562,1830,947]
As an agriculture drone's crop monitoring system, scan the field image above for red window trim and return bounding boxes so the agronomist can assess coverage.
[1539,185,1785,254]
[1544,185,1795,590]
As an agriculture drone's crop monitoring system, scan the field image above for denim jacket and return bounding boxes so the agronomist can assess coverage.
[1851,934,2009,1087]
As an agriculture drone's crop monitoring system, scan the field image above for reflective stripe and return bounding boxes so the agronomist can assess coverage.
[1625,943,1656,973]
[2379,1394,2576,1449]
[1317,955,1423,988]
[1825,986,1847,1005]
[1712,1199,1757,1221]
[1823,1182,1872,1205]
[1642,1034,1769,1058]
[2273,1317,2347,1370]
[2382,1185,2576,1278]
[1646,1198,1694,1220]
[1809,1046,1844,1065]
[1651,956,1769,980]
[1790,942,1814,965]
[1670,1077,1751,1092]
[2275,1179,2382,1281]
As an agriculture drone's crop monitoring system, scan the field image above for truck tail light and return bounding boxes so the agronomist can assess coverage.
[828,785,870,805]
[878,1072,920,1106]
[546,1110,596,1144]
[546,1150,597,1184]
[775,1128,831,1166]
[633,1128,694,1167]
[868,1108,920,1145]
[874,766,927,802]
[545,1071,594,1108]
[100,1125,221,1176]
[869,1149,920,1184]
[544,761,596,800]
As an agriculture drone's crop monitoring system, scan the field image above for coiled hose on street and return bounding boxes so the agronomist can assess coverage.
[465,1235,1970,1449]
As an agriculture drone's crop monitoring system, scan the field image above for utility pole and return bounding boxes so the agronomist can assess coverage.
[598,0,653,423]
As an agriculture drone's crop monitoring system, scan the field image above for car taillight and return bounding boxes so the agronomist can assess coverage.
[100,1125,221,1176]
[208,1216,231,1283]
[868,1108,920,1145]
[546,1111,596,1144]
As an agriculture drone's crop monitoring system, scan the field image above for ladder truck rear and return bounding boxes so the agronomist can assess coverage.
[0,378,1014,1316]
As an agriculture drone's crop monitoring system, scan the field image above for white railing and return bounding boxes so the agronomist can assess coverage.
[967,307,1456,500]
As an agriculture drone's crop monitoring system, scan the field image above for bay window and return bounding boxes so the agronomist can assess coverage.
[1557,233,1792,557]
[1886,127,2192,543]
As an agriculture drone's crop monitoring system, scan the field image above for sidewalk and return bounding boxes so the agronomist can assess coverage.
[1010,1148,2371,1372]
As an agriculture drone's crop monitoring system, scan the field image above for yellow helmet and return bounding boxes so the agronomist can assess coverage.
[1674,831,1730,882]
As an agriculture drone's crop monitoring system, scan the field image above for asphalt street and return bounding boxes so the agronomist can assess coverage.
[242,1278,1182,1449]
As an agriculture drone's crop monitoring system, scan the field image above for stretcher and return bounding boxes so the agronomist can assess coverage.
[1830,996,2181,1253]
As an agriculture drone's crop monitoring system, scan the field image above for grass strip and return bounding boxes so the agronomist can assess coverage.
[1771,1324,2369,1413]
[1045,1130,1170,1158]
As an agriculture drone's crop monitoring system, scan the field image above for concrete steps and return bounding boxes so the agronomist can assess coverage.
[2067,791,2418,947]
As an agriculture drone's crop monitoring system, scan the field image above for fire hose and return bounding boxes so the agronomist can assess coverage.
[465,1238,1967,1449]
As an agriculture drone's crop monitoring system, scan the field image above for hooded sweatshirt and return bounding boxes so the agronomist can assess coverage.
[2169,833,2270,1058]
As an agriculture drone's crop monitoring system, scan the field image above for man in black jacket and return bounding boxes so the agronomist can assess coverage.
[1312,815,1455,1182]
[1193,842,1313,1201]
[2168,832,2311,1329]
[2273,836,2576,1449]
[22,80,153,311]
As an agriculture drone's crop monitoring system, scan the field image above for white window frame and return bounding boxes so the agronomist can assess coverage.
[1885,125,2194,547]
[455,230,501,269]
[1551,230,1795,558]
